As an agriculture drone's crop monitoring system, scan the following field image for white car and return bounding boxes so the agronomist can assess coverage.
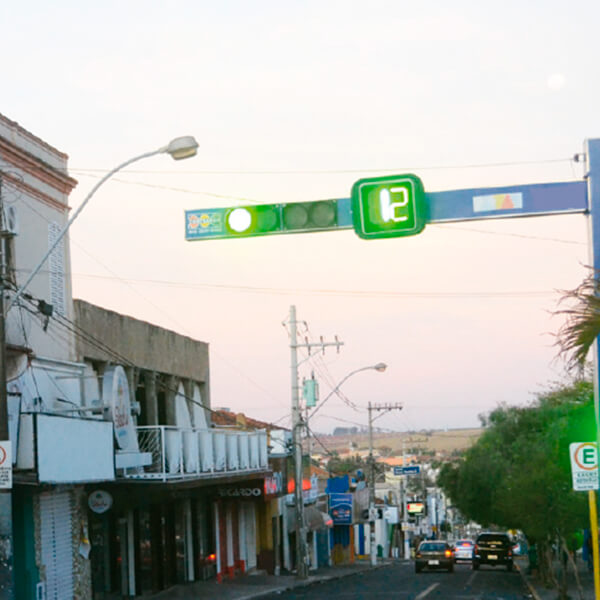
[453,539,475,562]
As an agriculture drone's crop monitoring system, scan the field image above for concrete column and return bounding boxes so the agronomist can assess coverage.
[124,366,137,425]
[164,375,177,426]
[143,371,159,426]
[183,379,195,426]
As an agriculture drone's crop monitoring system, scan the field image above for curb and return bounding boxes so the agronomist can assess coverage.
[515,562,541,600]
[236,561,392,600]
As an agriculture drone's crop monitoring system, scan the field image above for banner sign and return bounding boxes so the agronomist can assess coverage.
[329,492,353,525]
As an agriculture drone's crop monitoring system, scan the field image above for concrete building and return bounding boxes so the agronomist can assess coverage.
[1,114,272,599]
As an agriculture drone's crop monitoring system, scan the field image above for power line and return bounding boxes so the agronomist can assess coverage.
[67,156,574,176]
[68,272,558,299]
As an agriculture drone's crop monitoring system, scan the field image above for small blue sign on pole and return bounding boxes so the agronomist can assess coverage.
[329,492,353,525]
[393,465,421,476]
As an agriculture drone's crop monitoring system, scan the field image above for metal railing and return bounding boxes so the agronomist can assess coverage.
[119,426,269,481]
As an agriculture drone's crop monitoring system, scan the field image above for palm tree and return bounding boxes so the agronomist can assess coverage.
[556,268,600,370]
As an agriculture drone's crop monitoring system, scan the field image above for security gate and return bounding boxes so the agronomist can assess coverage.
[40,491,74,600]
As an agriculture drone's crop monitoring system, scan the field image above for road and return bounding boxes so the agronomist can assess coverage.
[263,561,532,600]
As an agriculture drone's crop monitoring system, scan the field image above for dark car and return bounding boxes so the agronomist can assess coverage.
[415,541,454,573]
[473,532,513,571]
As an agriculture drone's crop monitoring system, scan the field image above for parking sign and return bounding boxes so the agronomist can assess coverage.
[569,442,599,491]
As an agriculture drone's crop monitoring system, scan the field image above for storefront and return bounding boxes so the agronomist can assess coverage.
[88,487,216,598]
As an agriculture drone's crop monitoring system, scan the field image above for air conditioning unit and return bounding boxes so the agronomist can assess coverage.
[4,204,18,235]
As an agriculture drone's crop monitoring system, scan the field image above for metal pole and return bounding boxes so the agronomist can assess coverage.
[586,140,600,533]
[402,439,410,559]
[588,490,600,600]
[368,402,376,566]
[0,174,14,597]
[290,305,308,579]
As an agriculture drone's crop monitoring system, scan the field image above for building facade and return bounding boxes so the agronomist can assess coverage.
[1,114,275,599]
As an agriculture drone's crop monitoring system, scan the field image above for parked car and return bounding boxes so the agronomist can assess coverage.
[473,532,513,571]
[415,540,454,573]
[453,539,475,562]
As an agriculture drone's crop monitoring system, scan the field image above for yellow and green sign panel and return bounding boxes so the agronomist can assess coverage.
[351,174,427,239]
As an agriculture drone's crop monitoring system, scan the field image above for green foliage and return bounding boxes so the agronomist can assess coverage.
[436,381,595,542]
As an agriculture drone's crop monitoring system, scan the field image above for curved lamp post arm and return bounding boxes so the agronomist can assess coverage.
[309,362,387,419]
[6,137,198,313]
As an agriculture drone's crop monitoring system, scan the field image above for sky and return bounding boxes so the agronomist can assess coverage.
[2,0,599,435]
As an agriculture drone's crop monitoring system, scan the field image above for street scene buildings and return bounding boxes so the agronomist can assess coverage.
[0,111,467,599]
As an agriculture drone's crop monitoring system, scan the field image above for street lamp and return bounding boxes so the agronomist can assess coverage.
[6,135,199,311]
[0,136,198,598]
[303,363,387,571]
[309,362,387,420]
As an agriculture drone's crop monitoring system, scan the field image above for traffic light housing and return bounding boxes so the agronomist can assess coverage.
[351,174,427,240]
[185,200,340,241]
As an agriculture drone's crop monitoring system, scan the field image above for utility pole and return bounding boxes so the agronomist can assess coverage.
[288,305,343,579]
[367,401,402,566]
[0,173,15,597]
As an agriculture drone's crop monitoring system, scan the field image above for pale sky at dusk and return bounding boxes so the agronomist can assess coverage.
[2,0,598,433]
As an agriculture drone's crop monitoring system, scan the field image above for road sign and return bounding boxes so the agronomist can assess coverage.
[351,174,427,240]
[569,441,599,491]
[394,465,421,476]
[0,441,12,489]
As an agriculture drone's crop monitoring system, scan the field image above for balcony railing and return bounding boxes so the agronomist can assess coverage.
[118,426,269,481]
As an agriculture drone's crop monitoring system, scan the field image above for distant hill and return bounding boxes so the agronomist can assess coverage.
[315,428,482,457]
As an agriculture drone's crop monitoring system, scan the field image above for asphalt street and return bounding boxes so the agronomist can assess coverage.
[263,562,532,600]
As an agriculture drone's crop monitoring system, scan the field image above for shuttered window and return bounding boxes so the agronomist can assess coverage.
[48,222,66,316]
[40,491,74,600]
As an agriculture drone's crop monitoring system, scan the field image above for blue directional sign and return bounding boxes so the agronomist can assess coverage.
[394,465,421,476]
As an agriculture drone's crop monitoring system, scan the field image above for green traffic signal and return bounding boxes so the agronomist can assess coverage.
[225,205,281,236]
[351,174,427,239]
[223,200,338,238]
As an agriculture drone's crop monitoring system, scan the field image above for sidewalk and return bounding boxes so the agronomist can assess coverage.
[518,555,596,600]
[147,560,390,600]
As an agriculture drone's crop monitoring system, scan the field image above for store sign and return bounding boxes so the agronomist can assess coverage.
[329,493,353,525]
[406,501,425,515]
[88,490,113,514]
[264,472,284,496]
[0,441,12,489]
[218,487,262,498]
[103,366,135,450]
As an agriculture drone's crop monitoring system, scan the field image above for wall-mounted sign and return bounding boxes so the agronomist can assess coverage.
[264,472,284,497]
[0,441,12,489]
[218,487,262,498]
[406,501,425,515]
[103,366,136,451]
[329,493,353,525]
[88,490,113,514]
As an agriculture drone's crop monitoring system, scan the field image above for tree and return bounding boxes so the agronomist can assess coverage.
[437,381,595,599]
[556,269,600,371]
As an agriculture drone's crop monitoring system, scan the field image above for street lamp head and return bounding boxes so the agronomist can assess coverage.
[163,136,199,160]
[374,362,387,372]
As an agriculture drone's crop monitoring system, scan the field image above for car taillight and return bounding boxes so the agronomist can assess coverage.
[207,553,216,562]
[508,549,512,557]
[445,550,452,558]
[474,545,478,553]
